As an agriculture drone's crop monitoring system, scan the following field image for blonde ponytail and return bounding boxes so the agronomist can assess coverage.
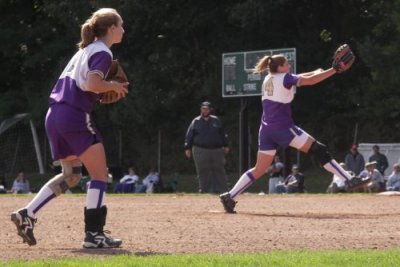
[254,54,286,73]
[78,21,95,49]
[254,56,271,73]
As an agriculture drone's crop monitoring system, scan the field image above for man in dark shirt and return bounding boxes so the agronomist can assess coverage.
[344,144,365,176]
[369,145,389,175]
[184,101,229,193]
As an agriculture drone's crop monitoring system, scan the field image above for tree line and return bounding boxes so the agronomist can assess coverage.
[0,0,399,175]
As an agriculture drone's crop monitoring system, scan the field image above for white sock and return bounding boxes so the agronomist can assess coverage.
[229,171,255,200]
[25,185,55,217]
[323,160,352,182]
[86,180,106,209]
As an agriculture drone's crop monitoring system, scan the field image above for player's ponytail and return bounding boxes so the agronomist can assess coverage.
[77,8,121,49]
[254,56,272,73]
[78,21,95,49]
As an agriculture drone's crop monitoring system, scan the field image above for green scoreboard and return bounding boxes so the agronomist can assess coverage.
[222,48,296,97]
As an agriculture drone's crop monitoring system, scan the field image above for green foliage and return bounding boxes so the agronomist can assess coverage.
[0,0,398,174]
[356,0,400,142]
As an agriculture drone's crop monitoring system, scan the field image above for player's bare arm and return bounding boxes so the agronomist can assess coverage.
[299,68,323,77]
[297,68,336,87]
[86,73,128,97]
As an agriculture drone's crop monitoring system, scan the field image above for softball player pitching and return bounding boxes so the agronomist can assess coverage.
[11,8,128,248]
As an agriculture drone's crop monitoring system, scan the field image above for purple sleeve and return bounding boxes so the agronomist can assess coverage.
[283,73,300,89]
[88,51,112,78]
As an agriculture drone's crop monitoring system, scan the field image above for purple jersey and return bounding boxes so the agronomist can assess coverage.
[45,41,111,160]
[261,73,300,130]
[49,41,112,113]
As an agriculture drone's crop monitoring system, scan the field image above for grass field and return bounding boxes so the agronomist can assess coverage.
[3,249,400,267]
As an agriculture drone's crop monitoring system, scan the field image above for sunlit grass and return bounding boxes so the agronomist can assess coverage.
[3,249,400,267]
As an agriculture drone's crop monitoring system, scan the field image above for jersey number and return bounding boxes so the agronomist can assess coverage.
[264,77,274,96]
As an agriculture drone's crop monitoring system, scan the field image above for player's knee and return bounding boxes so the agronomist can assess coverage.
[308,141,332,165]
[64,165,83,188]
[68,172,83,187]
[59,173,82,195]
[47,172,82,196]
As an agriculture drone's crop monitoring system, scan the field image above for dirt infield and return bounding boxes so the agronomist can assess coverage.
[1,194,400,261]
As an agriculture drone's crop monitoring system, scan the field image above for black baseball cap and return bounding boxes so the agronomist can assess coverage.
[201,101,212,107]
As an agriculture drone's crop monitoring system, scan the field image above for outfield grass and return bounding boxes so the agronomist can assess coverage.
[3,249,400,267]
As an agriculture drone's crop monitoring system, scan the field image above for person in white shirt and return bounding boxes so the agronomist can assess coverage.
[11,172,30,194]
[136,168,160,193]
[119,167,139,184]
[114,167,139,193]
[365,161,385,192]
[327,163,352,193]
[386,163,400,191]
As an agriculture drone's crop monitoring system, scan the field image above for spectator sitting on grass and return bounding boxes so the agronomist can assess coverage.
[275,165,304,194]
[327,162,352,193]
[364,161,385,192]
[11,171,30,194]
[136,168,160,193]
[114,167,139,193]
[386,163,400,192]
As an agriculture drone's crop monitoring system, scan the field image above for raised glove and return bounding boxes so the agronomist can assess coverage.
[332,44,355,74]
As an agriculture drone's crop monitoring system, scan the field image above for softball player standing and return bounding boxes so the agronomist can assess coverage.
[11,8,128,248]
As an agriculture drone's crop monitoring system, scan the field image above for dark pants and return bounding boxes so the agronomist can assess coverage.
[192,146,228,193]
[113,183,134,193]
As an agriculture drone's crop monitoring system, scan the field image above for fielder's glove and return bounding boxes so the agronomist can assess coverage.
[332,44,355,74]
[100,60,129,104]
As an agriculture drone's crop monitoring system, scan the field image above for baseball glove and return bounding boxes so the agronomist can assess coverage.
[332,44,355,74]
[100,60,129,104]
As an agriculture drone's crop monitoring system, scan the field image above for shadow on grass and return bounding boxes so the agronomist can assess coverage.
[70,248,132,256]
[69,248,170,257]
[134,251,170,256]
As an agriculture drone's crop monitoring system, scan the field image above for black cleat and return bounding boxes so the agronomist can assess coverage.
[83,231,122,248]
[11,209,37,246]
[219,192,237,214]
